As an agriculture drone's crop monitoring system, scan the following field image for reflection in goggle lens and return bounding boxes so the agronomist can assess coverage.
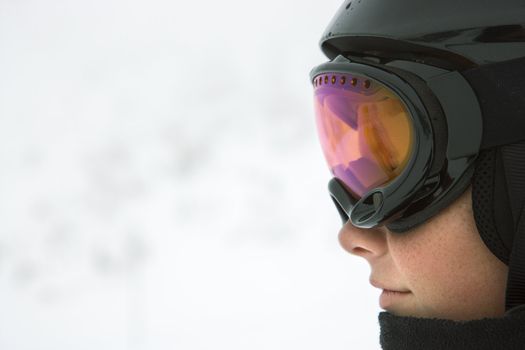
[313,73,414,199]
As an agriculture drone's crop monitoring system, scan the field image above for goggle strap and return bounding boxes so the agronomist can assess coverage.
[505,204,525,311]
[462,56,525,150]
[501,141,525,311]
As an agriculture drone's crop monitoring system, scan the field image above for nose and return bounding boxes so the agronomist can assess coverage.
[338,220,388,261]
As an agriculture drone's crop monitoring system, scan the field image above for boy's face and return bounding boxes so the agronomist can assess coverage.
[338,185,509,321]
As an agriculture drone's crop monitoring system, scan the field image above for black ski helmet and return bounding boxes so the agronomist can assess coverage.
[315,0,525,312]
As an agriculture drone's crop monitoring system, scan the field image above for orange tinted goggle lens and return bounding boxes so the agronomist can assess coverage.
[313,73,415,199]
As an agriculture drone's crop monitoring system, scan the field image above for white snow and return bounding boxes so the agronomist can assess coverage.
[0,0,382,349]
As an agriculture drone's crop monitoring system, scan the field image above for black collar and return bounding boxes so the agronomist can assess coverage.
[378,305,525,350]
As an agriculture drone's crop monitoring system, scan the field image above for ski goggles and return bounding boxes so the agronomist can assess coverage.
[309,54,488,230]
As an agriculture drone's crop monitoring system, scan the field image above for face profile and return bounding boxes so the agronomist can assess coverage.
[311,0,525,348]
[337,184,509,321]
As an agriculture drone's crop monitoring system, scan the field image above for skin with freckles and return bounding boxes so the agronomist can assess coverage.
[338,184,509,321]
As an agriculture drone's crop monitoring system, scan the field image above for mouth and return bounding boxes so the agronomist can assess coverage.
[369,278,412,309]
[379,289,411,309]
[369,278,411,293]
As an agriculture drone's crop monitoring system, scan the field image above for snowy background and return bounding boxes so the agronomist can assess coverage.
[0,0,382,349]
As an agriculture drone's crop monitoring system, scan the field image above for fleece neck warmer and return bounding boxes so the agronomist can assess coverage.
[378,304,525,350]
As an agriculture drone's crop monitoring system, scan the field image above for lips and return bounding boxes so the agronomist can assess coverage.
[369,278,411,293]
[379,289,411,309]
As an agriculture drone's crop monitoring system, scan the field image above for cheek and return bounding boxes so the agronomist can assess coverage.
[392,241,454,312]
[411,252,468,312]
[390,233,506,320]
